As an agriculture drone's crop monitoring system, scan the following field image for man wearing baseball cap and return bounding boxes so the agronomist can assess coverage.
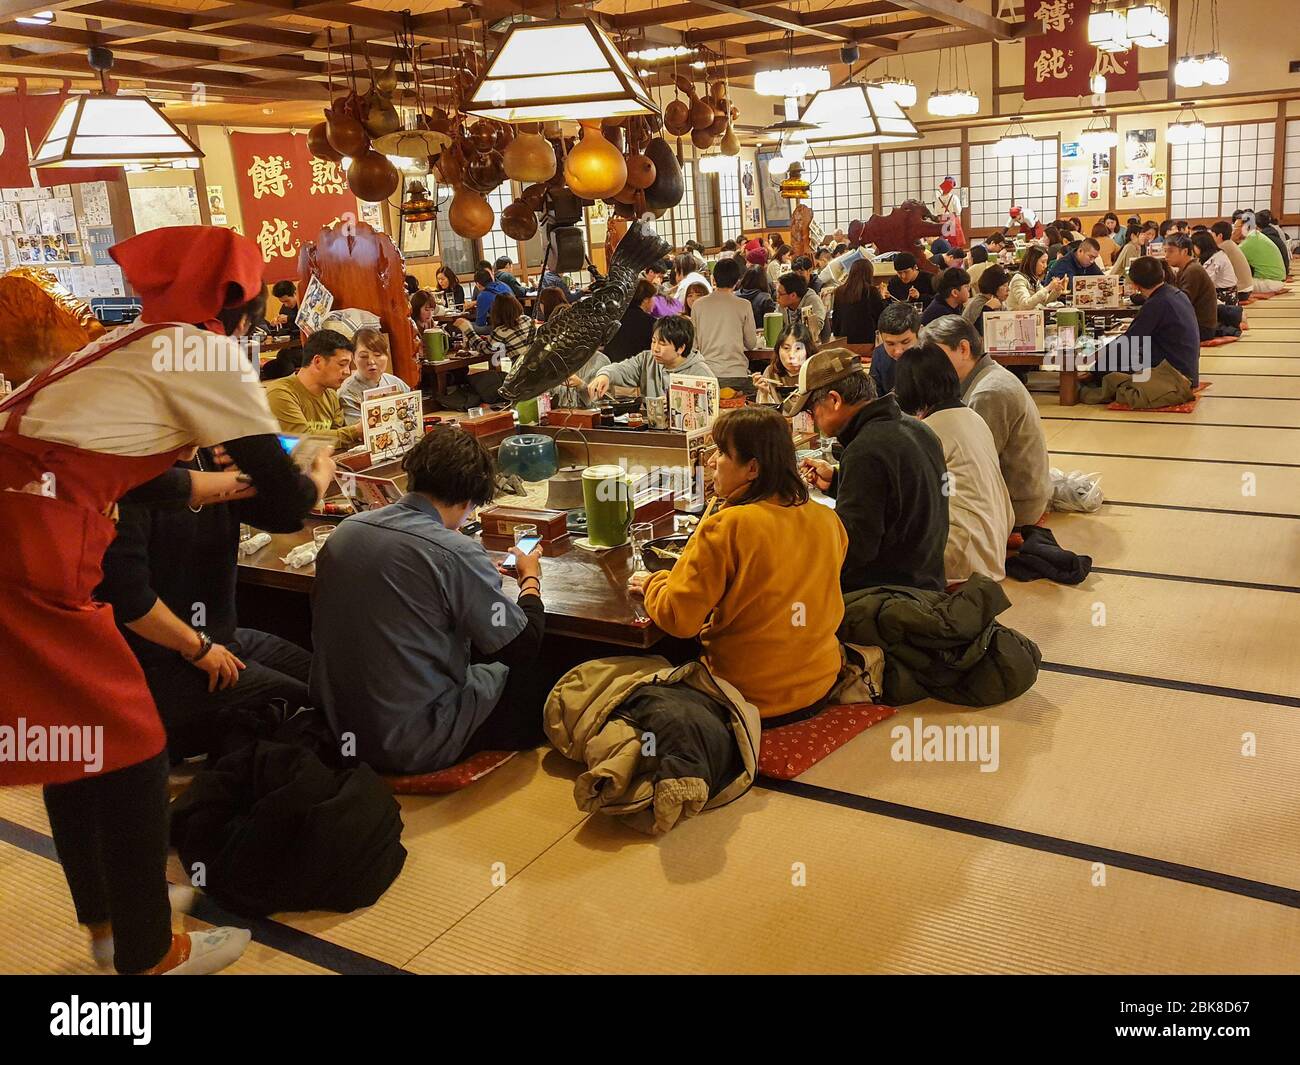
[785,349,949,593]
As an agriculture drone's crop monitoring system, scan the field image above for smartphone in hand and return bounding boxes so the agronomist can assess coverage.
[501,534,543,569]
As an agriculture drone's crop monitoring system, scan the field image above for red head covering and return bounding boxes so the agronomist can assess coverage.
[110,226,266,334]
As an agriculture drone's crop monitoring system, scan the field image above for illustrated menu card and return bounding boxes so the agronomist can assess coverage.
[361,389,423,461]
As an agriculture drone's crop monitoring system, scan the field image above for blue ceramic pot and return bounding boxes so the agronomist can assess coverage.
[497,433,558,482]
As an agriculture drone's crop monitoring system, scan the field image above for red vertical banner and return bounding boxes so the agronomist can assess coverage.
[0,95,30,188]
[229,131,359,283]
[1024,0,1138,100]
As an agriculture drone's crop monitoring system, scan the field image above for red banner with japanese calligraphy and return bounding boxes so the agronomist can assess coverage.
[229,131,358,283]
[1024,0,1138,101]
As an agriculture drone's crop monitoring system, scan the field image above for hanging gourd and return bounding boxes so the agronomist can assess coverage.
[563,121,627,200]
[502,130,558,183]
[448,185,494,239]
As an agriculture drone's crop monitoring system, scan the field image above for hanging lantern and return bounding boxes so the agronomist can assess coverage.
[875,76,917,109]
[1087,7,1130,53]
[1173,55,1205,88]
[1200,52,1230,86]
[1126,2,1170,47]
[1166,114,1207,145]
[927,89,979,117]
[753,66,830,98]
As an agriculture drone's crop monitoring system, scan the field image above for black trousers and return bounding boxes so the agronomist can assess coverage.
[42,750,172,974]
[144,627,311,760]
[461,637,600,757]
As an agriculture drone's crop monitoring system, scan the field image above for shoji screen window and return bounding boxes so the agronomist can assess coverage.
[1171,121,1275,218]
[1284,119,1300,220]
[919,146,962,206]
[666,162,698,247]
[880,149,922,211]
[1220,122,1275,217]
[479,183,516,265]
[1169,127,1221,219]
[968,138,1058,229]
[717,159,742,242]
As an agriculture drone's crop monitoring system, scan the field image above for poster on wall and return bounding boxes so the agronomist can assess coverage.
[207,184,228,226]
[1062,169,1087,211]
[228,131,360,282]
[1125,129,1157,167]
[1061,141,1080,160]
[1023,0,1138,100]
[754,150,790,228]
[129,185,202,234]
[1117,171,1156,198]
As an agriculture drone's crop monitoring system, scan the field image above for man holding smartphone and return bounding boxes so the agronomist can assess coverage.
[309,426,559,773]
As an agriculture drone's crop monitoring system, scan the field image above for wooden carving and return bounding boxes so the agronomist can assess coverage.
[297,219,418,386]
[849,201,945,272]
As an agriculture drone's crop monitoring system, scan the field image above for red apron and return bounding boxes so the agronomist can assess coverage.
[0,324,185,786]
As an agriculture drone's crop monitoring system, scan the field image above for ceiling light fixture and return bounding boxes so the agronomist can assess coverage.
[464,17,656,123]
[1125,2,1170,47]
[1079,114,1119,152]
[927,42,980,117]
[625,44,695,63]
[31,48,204,168]
[1087,5,1130,52]
[697,154,734,175]
[994,117,1037,157]
[1166,111,1207,144]
[16,9,54,25]
[753,65,830,99]
[799,80,920,146]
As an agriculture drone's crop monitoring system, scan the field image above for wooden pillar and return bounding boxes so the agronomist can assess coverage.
[960,127,972,236]
[1272,101,1287,215]
[871,147,883,216]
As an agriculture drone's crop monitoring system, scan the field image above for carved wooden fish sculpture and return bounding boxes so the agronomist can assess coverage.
[499,219,670,402]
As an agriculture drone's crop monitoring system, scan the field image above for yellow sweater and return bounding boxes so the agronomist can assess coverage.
[643,498,848,716]
[263,374,362,449]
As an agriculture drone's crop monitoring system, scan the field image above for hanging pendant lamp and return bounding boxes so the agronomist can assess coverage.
[31,48,203,168]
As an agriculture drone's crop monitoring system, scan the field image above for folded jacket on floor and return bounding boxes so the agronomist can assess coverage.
[169,740,407,917]
[838,573,1041,707]
[1081,360,1193,410]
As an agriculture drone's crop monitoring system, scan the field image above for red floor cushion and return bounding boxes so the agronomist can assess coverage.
[758,703,897,780]
[383,750,516,794]
[1201,336,1238,347]
[1108,381,1211,414]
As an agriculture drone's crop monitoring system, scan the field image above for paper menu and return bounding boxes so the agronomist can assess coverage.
[983,310,1046,354]
[1072,275,1124,309]
[81,182,112,227]
[361,389,423,461]
[668,373,719,432]
[297,273,334,336]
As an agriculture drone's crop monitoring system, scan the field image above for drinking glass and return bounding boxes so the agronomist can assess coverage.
[513,524,539,547]
[312,525,333,551]
[630,522,655,571]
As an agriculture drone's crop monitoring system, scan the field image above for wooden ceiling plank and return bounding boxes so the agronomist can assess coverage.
[886,0,1013,39]
[685,1,852,41]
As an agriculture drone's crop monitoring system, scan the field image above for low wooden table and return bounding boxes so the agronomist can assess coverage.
[237,515,675,649]
[419,352,493,396]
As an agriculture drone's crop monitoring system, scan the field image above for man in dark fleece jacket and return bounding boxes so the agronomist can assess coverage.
[786,349,949,593]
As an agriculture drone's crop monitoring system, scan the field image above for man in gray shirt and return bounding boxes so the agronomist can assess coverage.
[922,314,1052,528]
[310,426,551,774]
[587,315,717,401]
[689,256,757,381]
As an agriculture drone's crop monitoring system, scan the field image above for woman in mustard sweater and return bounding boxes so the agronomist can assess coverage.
[628,406,848,718]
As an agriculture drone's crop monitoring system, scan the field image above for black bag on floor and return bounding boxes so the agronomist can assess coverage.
[170,740,406,917]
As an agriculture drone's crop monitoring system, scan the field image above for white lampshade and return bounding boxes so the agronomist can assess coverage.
[1167,118,1206,145]
[31,94,203,167]
[1080,128,1119,151]
[1091,74,1108,95]
[697,154,733,175]
[1125,3,1169,48]
[799,83,920,146]
[927,89,979,117]
[876,76,917,109]
[1173,55,1205,88]
[1088,9,1130,52]
[768,154,790,175]
[465,17,655,122]
[995,134,1037,157]
[1200,52,1230,86]
[754,66,830,98]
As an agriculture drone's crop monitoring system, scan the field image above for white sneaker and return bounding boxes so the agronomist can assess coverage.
[162,926,251,975]
[90,883,200,971]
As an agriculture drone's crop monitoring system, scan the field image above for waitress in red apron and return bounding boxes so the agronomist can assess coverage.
[0,227,330,974]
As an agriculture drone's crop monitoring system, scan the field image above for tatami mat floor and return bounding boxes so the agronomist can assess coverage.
[1,292,1297,975]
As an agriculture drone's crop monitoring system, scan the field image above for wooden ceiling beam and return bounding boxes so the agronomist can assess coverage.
[684,1,856,42]
[885,0,1014,39]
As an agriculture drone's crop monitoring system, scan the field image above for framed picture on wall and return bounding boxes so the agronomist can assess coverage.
[755,149,791,228]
